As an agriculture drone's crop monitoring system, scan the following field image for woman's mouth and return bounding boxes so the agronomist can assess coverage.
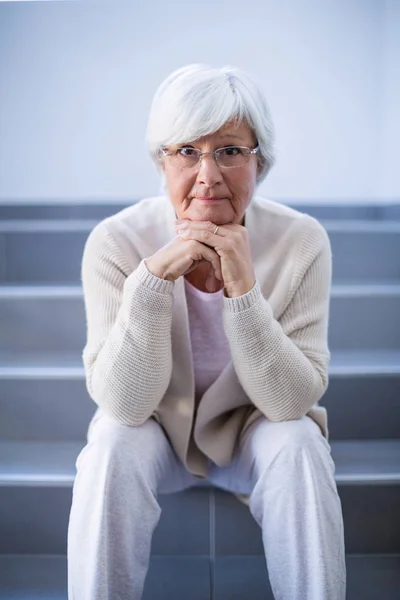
[195,197,226,202]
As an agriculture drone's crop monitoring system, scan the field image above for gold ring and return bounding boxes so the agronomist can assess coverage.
[214,226,219,235]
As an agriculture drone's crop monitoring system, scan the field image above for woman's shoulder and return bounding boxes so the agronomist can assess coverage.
[249,196,330,251]
[82,196,170,271]
[96,196,169,234]
[86,196,170,246]
[251,196,322,227]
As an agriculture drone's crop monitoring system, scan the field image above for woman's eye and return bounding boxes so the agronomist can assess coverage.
[222,146,241,156]
[178,147,197,157]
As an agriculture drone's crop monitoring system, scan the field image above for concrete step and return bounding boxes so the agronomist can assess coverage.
[0,554,399,600]
[0,357,399,442]
[1,219,400,284]
[329,285,400,350]
[0,482,399,557]
[1,440,398,488]
[213,555,400,600]
[0,441,399,555]
[0,555,211,600]
[1,349,398,375]
[0,285,399,357]
[1,201,399,221]
[322,372,400,440]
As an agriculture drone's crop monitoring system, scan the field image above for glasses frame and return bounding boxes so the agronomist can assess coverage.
[159,144,260,169]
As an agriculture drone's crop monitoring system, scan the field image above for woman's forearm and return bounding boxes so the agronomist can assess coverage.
[82,224,175,425]
[223,282,330,422]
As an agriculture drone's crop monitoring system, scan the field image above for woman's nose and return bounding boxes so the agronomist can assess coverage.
[196,154,223,186]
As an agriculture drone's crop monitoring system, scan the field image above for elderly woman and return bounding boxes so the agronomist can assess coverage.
[67,64,346,599]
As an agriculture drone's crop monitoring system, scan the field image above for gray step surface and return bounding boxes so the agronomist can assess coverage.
[0,555,399,600]
[1,483,399,555]
[1,349,399,375]
[0,441,399,555]
[1,367,399,442]
[0,555,212,600]
[1,440,398,488]
[2,219,400,285]
[1,201,399,221]
[1,285,399,356]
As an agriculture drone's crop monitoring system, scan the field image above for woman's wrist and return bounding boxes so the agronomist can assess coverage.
[224,278,256,298]
[144,257,165,280]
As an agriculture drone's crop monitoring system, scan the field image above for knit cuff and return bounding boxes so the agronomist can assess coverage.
[223,280,262,313]
[131,259,175,295]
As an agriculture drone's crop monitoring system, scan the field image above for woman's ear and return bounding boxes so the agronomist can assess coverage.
[256,155,265,180]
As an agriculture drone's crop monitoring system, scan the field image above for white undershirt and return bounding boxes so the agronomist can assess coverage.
[184,278,232,403]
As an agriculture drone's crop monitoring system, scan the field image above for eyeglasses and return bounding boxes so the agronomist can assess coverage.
[159,145,259,169]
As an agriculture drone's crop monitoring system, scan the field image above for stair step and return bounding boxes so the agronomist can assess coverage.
[0,481,398,555]
[214,486,400,555]
[0,554,399,600]
[331,440,400,484]
[0,486,211,556]
[1,219,400,285]
[0,555,212,600]
[0,439,399,487]
[0,287,399,355]
[3,218,400,232]
[2,282,400,296]
[0,442,81,486]
[1,349,399,377]
[214,555,400,600]
[0,555,67,600]
[1,365,399,442]
[1,201,399,220]
[0,202,134,221]
[329,349,400,375]
[322,372,400,439]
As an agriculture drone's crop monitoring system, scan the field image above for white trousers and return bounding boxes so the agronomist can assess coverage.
[67,411,346,600]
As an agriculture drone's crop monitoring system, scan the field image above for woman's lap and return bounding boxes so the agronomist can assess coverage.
[82,408,333,497]
[208,414,334,495]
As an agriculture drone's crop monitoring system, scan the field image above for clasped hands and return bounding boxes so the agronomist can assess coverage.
[145,219,255,298]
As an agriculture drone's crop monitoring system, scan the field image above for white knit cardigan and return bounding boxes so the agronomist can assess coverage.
[81,195,331,477]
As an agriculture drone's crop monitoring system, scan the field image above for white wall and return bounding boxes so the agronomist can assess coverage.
[0,0,398,203]
[381,0,400,199]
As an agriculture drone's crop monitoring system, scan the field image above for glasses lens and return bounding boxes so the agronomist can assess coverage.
[216,147,247,168]
[173,148,200,168]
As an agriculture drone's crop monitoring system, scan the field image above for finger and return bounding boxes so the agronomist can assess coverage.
[177,226,226,248]
[176,220,229,237]
[194,243,222,280]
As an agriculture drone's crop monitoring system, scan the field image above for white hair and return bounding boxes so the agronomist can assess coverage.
[146,64,275,183]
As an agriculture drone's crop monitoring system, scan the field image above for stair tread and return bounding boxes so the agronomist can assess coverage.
[330,440,400,483]
[0,441,81,486]
[0,554,399,600]
[330,349,400,374]
[2,283,400,296]
[1,349,399,377]
[0,439,399,486]
[2,218,400,232]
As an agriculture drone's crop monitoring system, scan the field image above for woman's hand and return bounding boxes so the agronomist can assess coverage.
[145,236,222,287]
[175,220,256,297]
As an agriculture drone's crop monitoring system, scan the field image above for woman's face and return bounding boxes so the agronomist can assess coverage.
[161,120,259,226]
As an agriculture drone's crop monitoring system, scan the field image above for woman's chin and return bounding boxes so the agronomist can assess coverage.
[189,205,234,224]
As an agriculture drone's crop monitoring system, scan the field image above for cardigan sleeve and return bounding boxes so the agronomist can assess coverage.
[81,221,175,426]
[222,218,332,422]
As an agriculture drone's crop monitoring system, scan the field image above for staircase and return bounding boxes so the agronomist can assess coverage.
[0,201,399,600]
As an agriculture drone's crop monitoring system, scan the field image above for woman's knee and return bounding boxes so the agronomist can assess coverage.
[248,415,335,479]
[253,415,326,451]
[76,410,167,484]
